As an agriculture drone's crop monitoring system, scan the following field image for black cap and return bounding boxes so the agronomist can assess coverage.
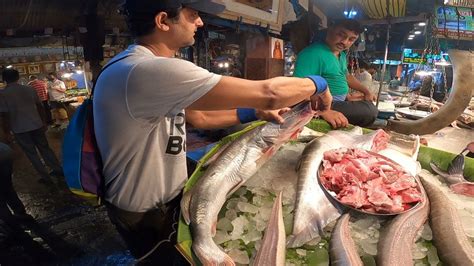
[122,0,225,16]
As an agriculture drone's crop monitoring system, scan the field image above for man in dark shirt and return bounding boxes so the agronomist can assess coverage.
[0,68,63,183]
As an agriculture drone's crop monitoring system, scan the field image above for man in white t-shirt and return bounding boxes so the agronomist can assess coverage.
[46,73,68,128]
[94,0,332,263]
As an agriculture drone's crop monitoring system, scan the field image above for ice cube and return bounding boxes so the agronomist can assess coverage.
[225,209,238,221]
[228,249,250,264]
[213,230,230,245]
[230,216,249,240]
[237,202,259,214]
[412,242,427,260]
[296,249,307,256]
[360,238,378,256]
[226,199,240,210]
[427,245,440,265]
[217,217,234,232]
[242,230,262,245]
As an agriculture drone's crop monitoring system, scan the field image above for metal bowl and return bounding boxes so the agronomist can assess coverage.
[317,150,423,216]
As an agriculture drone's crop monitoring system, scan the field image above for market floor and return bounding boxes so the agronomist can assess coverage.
[0,129,133,265]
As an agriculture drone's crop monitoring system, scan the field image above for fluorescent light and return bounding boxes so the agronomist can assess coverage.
[344,11,349,15]
[62,73,72,78]
[6,65,13,68]
[409,34,415,38]
[418,22,426,26]
[414,31,422,35]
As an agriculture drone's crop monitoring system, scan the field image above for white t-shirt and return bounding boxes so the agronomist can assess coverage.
[48,79,66,101]
[93,45,221,212]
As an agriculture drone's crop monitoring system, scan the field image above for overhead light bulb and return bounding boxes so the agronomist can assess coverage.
[224,62,229,68]
[409,34,415,38]
[344,11,349,15]
[444,0,449,4]
[6,65,13,68]
[414,31,422,35]
[418,22,426,26]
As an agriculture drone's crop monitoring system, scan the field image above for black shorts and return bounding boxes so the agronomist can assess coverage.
[105,194,189,265]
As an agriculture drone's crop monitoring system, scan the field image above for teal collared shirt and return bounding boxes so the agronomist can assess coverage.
[294,42,349,101]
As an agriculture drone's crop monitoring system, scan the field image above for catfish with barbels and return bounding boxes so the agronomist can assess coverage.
[180,102,315,266]
[430,153,474,197]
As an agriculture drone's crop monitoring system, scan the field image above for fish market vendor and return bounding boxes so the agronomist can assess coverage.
[93,0,332,264]
[294,19,379,129]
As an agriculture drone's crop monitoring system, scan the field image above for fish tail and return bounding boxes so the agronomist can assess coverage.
[193,238,235,266]
[287,220,321,248]
[447,154,465,176]
[180,190,192,225]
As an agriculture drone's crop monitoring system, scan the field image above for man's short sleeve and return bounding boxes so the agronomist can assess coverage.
[127,58,222,120]
[293,47,322,78]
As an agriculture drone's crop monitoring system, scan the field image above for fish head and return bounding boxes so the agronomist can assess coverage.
[260,101,315,148]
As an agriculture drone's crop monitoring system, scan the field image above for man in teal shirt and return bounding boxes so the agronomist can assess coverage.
[294,19,378,128]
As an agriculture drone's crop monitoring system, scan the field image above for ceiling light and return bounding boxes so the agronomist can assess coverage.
[6,65,13,68]
[408,37,414,40]
[418,22,426,26]
[344,11,349,15]
[414,31,422,35]
[409,34,415,38]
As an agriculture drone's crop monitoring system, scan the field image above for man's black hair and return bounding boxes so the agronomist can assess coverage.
[332,19,364,35]
[2,68,20,84]
[119,3,182,37]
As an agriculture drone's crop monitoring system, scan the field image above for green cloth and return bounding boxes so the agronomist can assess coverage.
[294,42,349,99]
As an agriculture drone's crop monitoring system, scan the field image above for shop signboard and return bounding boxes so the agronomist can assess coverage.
[434,5,473,41]
[402,49,449,65]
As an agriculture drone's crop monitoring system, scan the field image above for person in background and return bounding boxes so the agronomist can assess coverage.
[0,142,32,224]
[0,68,63,185]
[354,61,373,91]
[419,75,434,97]
[28,75,52,125]
[294,19,378,128]
[46,73,68,129]
[389,76,401,90]
[94,0,332,264]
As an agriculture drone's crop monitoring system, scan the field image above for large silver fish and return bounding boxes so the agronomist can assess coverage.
[181,102,315,266]
[329,213,363,266]
[419,171,474,266]
[253,191,286,266]
[377,179,429,266]
[288,128,390,248]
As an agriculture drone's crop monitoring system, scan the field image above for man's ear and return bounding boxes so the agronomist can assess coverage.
[155,12,170,31]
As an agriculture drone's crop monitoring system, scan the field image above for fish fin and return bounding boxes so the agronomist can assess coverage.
[447,154,465,176]
[180,190,192,225]
[429,162,449,178]
[450,182,474,197]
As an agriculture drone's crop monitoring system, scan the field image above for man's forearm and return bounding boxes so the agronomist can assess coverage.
[347,74,370,94]
[186,110,240,129]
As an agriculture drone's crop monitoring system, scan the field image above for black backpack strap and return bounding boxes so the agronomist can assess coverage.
[90,55,132,98]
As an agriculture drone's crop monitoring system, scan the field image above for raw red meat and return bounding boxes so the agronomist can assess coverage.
[320,148,422,214]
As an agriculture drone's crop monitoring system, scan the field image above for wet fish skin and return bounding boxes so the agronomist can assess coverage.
[377,179,429,266]
[329,213,363,266]
[419,172,474,266]
[288,128,388,248]
[181,102,315,266]
[254,191,286,266]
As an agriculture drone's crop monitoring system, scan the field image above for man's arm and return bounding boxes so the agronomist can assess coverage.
[186,108,290,129]
[187,76,319,111]
[347,74,376,101]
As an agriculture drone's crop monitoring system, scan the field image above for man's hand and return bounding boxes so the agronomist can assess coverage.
[346,92,365,101]
[310,89,332,112]
[256,108,291,124]
[319,110,349,129]
[364,91,377,102]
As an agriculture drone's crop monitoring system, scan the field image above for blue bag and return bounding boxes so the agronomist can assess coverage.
[62,56,129,201]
